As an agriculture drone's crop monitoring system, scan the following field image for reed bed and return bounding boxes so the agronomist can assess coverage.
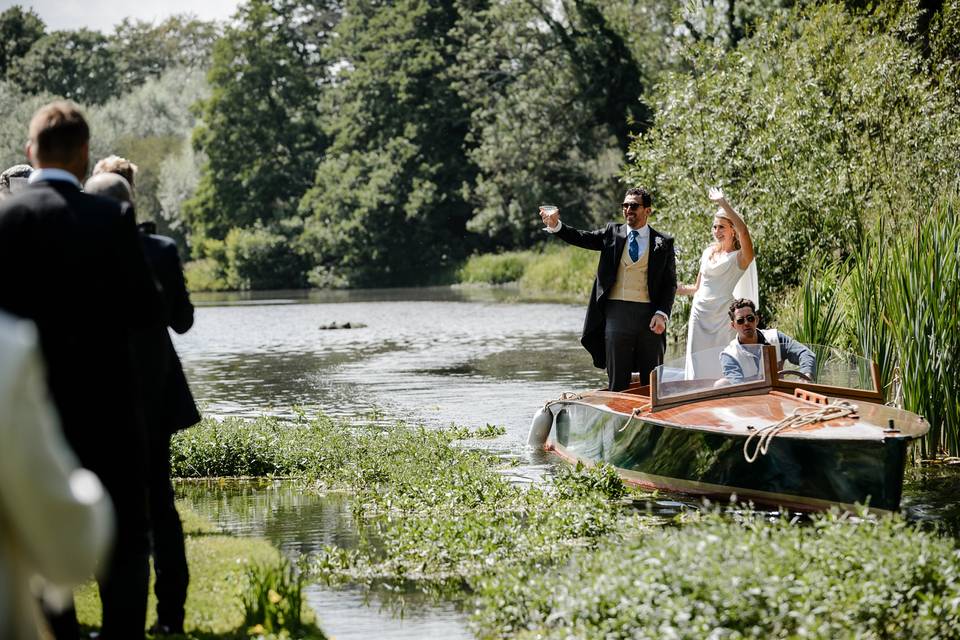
[785,190,960,456]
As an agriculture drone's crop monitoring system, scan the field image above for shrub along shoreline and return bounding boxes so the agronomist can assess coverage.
[168,415,960,639]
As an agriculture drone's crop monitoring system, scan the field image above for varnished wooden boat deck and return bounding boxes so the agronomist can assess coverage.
[568,387,926,442]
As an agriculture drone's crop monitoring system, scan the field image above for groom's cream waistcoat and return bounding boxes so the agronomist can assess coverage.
[608,246,650,303]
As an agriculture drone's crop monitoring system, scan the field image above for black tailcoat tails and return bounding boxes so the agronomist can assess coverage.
[556,221,677,370]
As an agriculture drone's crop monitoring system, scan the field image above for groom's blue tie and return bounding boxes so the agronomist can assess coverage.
[628,230,640,262]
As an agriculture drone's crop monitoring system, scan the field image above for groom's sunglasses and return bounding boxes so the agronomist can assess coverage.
[622,202,642,210]
[735,315,757,325]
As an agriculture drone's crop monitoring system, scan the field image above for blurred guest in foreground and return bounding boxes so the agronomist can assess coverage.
[0,311,114,640]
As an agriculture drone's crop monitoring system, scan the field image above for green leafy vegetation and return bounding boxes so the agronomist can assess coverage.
[242,558,309,636]
[471,511,960,640]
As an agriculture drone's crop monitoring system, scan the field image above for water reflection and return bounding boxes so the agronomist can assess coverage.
[178,479,472,640]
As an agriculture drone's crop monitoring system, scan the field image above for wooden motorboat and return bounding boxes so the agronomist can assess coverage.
[529,344,928,512]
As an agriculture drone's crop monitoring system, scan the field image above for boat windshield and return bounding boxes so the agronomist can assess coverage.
[778,343,877,391]
[652,342,879,404]
[654,344,768,401]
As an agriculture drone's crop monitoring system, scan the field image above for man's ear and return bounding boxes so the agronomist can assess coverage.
[25,141,35,166]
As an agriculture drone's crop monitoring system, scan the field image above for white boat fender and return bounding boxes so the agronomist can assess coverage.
[527,406,554,448]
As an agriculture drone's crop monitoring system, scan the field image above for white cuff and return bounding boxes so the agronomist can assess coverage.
[655,310,669,321]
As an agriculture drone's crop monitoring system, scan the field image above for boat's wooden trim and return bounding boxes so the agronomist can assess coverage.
[548,442,893,514]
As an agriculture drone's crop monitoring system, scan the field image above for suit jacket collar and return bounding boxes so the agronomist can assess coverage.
[28,168,81,189]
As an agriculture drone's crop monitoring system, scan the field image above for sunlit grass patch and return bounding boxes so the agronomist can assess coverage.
[74,503,325,639]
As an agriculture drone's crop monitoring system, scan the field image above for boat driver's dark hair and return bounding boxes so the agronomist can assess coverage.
[728,298,757,320]
[624,187,652,208]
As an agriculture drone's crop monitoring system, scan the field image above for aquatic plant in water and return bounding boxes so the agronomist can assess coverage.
[172,414,960,638]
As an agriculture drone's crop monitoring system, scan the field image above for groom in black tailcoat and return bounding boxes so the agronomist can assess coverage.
[541,187,677,391]
[0,101,164,639]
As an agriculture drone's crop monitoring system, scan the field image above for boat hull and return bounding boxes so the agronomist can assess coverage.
[548,401,909,512]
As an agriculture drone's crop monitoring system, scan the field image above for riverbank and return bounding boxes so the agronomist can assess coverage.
[167,414,960,639]
[74,505,327,638]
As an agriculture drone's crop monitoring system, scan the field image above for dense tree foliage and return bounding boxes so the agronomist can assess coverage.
[0,5,44,77]
[7,29,119,104]
[110,16,221,93]
[185,0,337,244]
[297,0,478,287]
[624,2,960,306]
[451,1,654,247]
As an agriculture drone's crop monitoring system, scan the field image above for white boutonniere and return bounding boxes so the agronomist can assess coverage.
[654,236,664,251]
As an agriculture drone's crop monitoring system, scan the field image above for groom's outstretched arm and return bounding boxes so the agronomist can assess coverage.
[553,222,608,252]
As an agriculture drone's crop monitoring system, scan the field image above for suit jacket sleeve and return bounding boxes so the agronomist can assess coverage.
[160,241,194,334]
[657,236,678,318]
[555,222,608,251]
[116,203,165,327]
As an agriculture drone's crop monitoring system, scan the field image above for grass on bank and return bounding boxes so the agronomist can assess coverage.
[172,415,960,639]
[74,505,325,639]
[457,245,595,299]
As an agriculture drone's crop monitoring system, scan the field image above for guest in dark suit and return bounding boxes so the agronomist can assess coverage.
[85,170,200,635]
[540,187,677,391]
[0,101,164,639]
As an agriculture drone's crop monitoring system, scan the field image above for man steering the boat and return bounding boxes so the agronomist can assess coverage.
[721,298,815,383]
[539,188,677,391]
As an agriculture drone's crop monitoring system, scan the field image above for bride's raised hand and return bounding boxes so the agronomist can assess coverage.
[708,186,726,204]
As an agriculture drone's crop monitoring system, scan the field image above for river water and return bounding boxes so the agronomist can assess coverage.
[171,286,956,639]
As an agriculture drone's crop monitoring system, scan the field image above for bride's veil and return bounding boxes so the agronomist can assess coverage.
[733,258,759,310]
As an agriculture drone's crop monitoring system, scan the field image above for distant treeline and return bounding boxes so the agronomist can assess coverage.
[1,1,958,297]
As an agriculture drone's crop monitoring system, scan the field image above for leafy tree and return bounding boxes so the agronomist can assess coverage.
[185,0,338,242]
[624,2,960,307]
[0,5,45,77]
[110,16,221,93]
[452,0,665,247]
[158,139,205,235]
[7,29,119,104]
[0,81,55,169]
[298,0,478,287]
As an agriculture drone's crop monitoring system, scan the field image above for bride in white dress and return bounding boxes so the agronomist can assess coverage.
[677,187,757,379]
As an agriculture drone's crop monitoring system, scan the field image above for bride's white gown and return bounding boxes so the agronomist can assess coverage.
[684,247,758,379]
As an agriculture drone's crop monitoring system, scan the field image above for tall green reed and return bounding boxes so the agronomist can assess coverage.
[884,192,960,456]
[788,249,848,362]
[845,226,897,394]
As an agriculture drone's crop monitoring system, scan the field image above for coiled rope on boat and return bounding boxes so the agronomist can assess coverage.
[743,400,858,463]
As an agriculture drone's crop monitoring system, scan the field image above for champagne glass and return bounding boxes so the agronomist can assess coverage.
[539,203,558,228]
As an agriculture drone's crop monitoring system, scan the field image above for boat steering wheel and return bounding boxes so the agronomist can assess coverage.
[778,369,812,382]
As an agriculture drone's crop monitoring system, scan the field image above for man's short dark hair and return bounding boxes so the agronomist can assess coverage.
[729,297,757,320]
[624,187,652,208]
[28,101,89,164]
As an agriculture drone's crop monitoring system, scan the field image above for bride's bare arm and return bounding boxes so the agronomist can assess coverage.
[676,272,701,296]
[709,187,755,269]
